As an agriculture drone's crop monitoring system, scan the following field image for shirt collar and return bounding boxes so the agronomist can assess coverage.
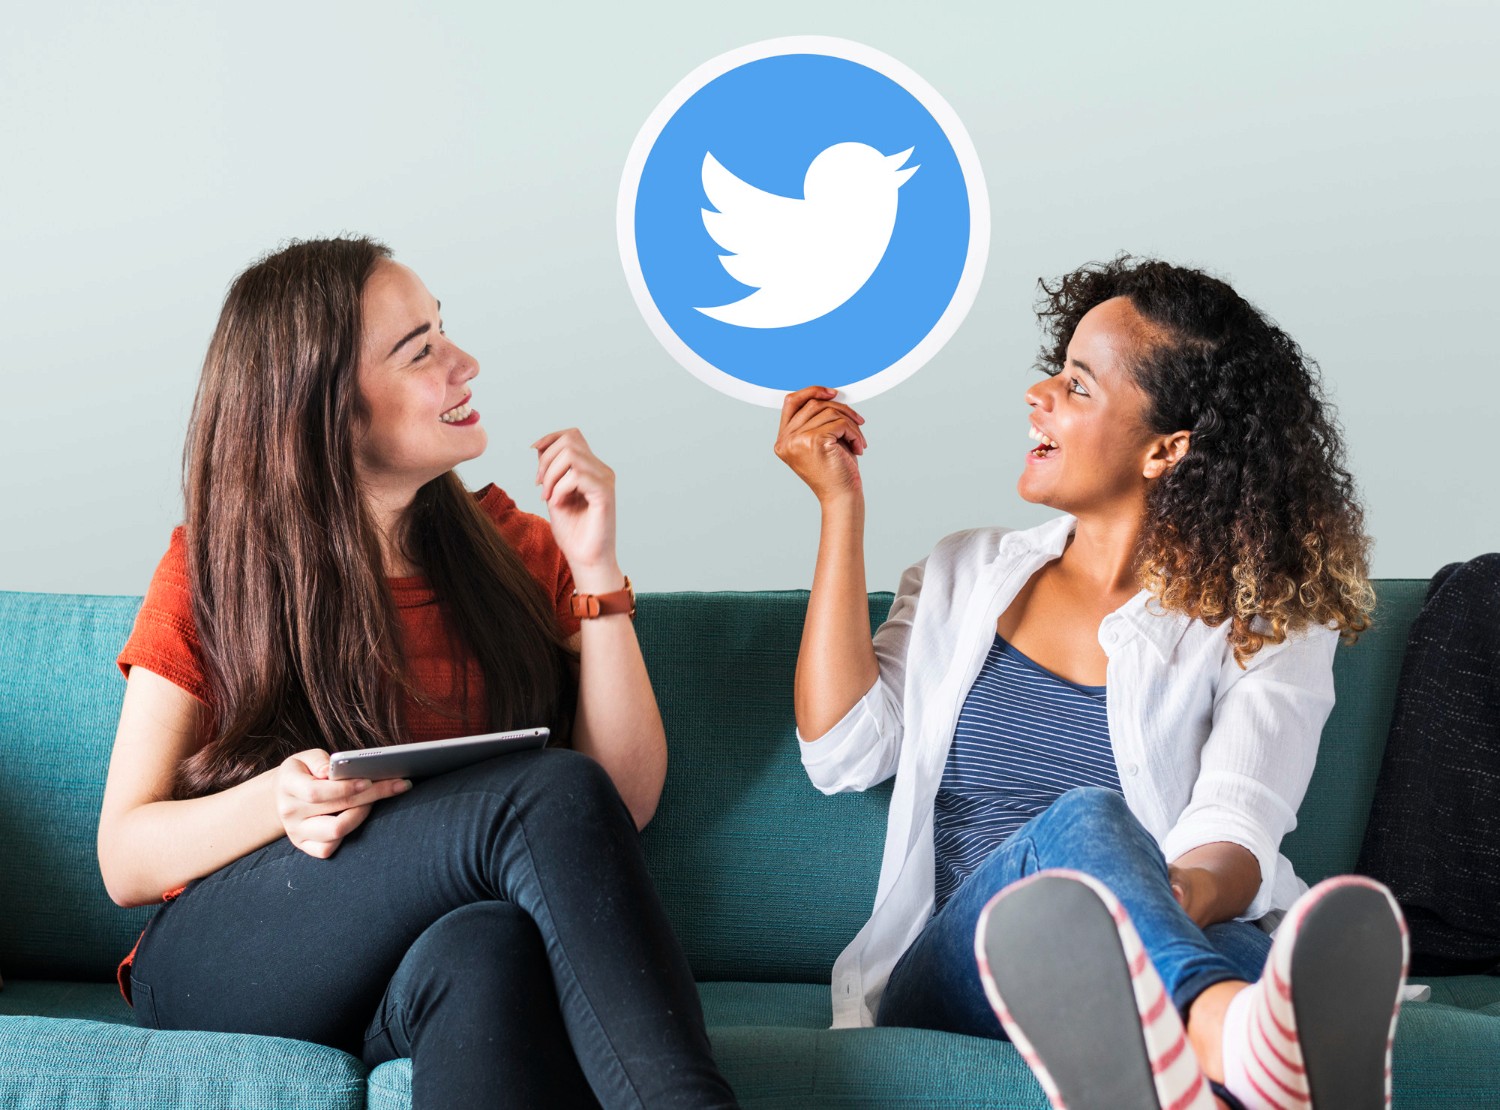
[998,514,1193,662]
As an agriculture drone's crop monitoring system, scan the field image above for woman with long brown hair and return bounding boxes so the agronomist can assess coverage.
[98,236,738,1109]
[775,256,1408,1109]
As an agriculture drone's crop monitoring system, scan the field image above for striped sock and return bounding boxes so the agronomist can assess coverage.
[1220,977,1309,1110]
[1220,875,1405,1110]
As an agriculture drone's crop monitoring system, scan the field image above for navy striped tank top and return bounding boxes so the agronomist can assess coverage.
[932,634,1120,911]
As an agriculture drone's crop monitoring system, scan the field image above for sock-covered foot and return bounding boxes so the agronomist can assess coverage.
[976,869,1215,1110]
[1219,876,1407,1110]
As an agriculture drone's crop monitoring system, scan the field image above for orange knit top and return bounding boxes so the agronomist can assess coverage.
[113,484,580,1001]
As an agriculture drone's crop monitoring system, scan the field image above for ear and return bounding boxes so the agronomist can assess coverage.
[1143,431,1191,480]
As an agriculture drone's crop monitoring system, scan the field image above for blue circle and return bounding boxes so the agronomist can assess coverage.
[632,53,973,393]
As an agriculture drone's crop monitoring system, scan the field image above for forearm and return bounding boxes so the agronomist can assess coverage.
[568,567,666,830]
[1169,841,1261,928]
[795,495,880,741]
[98,768,283,907]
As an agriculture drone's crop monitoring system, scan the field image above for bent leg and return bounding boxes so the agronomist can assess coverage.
[879,788,1249,1034]
[132,749,735,1109]
[362,902,597,1110]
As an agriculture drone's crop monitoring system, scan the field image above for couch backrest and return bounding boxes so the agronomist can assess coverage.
[0,583,1426,983]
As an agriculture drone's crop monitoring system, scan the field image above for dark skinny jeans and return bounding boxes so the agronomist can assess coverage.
[129,748,739,1109]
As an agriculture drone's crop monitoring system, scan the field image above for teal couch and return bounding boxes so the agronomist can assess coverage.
[2,585,1498,1108]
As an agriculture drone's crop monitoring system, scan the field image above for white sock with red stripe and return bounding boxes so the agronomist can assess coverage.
[1220,971,1309,1110]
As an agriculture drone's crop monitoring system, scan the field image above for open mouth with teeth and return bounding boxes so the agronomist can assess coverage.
[1028,425,1061,458]
[439,394,474,424]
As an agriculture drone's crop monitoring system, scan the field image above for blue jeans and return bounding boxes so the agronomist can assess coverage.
[877,787,1272,1037]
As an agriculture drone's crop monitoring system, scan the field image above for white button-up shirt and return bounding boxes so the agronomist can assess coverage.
[799,516,1338,1028]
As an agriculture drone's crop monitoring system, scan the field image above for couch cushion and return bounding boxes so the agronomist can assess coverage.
[6,977,1498,1108]
[634,592,897,982]
[0,592,154,981]
[1281,581,1427,881]
[369,979,1049,1110]
[0,981,134,1025]
[0,1015,366,1110]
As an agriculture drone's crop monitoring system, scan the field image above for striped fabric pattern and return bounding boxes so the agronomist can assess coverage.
[934,635,1119,910]
[1227,875,1410,1110]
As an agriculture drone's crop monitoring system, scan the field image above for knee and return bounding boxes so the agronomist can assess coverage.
[402,903,542,997]
[528,748,624,809]
[1047,787,1134,831]
[457,747,625,815]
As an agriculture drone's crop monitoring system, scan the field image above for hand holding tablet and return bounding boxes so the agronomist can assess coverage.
[327,727,550,782]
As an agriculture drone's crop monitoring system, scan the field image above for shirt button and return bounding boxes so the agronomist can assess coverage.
[1126,763,1140,776]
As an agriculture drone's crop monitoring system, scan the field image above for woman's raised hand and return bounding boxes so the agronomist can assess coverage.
[533,428,622,592]
[275,750,411,860]
[774,386,868,505]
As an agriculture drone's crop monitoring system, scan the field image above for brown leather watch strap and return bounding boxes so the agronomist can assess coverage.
[570,576,635,620]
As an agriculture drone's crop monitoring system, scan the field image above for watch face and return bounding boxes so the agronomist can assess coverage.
[619,36,989,406]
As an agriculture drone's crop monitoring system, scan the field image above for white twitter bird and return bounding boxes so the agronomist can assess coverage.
[695,142,919,329]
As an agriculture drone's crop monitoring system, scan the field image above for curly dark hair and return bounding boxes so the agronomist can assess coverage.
[1036,254,1373,664]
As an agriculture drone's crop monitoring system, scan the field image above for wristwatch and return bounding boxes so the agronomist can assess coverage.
[570,576,636,620]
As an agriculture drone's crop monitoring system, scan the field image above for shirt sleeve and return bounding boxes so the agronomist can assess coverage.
[116,528,213,705]
[479,486,582,639]
[1161,623,1339,919]
[797,553,928,795]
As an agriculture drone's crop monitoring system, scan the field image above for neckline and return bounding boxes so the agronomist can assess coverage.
[993,634,1107,695]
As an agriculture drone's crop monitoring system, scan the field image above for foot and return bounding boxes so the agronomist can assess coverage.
[975,869,1215,1110]
[1219,876,1408,1109]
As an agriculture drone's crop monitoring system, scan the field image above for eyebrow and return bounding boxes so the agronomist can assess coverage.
[1069,357,1097,380]
[389,322,430,358]
[387,300,443,358]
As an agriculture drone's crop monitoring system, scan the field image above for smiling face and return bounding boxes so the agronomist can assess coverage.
[353,261,484,499]
[1017,295,1189,519]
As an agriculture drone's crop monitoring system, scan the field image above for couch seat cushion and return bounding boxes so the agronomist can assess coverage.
[8,977,1500,1108]
[0,1014,365,1110]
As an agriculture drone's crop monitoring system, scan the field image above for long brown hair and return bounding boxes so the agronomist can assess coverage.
[1036,255,1374,666]
[174,236,574,799]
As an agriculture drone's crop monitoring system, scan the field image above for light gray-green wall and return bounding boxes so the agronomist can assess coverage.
[3,1,1496,595]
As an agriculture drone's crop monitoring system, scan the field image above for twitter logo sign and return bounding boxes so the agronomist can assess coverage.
[619,37,989,405]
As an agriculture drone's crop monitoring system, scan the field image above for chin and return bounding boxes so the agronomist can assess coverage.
[457,427,488,461]
[1015,473,1048,507]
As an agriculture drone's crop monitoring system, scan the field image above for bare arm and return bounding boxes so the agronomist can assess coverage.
[1168,842,1262,928]
[773,386,878,740]
[566,603,666,831]
[98,666,411,907]
[534,428,665,829]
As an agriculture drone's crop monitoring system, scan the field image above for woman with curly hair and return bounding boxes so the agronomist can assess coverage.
[774,256,1407,1110]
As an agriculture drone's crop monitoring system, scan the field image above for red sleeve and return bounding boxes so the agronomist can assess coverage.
[476,485,581,639]
[117,528,213,705]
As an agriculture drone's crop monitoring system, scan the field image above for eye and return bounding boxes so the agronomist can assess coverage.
[1068,376,1090,397]
[412,343,431,363]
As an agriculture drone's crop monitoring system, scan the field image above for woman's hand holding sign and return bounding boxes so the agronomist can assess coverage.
[774,386,868,506]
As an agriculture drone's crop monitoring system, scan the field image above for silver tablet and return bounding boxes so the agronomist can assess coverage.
[326,727,550,781]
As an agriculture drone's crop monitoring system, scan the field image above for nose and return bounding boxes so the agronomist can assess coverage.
[449,341,479,384]
[1024,373,1056,412]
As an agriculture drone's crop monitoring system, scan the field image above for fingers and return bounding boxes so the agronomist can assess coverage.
[288,769,377,810]
[546,466,583,510]
[779,406,867,457]
[533,428,602,483]
[779,385,838,433]
[780,387,865,435]
[537,437,614,504]
[804,407,868,453]
[299,804,373,847]
[288,748,332,779]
